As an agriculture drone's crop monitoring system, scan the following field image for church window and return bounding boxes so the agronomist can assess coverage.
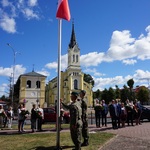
[76,55,78,62]
[73,55,75,62]
[27,80,31,88]
[74,79,78,89]
[36,81,41,88]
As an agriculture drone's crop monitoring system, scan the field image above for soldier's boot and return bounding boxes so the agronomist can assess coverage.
[81,139,89,146]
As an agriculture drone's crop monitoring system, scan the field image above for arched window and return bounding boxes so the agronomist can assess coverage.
[27,80,31,88]
[76,55,78,62]
[73,55,75,62]
[64,82,66,86]
[74,79,78,90]
[36,81,40,88]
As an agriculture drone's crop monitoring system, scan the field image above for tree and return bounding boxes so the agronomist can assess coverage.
[107,87,115,103]
[84,73,94,87]
[93,89,101,99]
[101,88,108,103]
[120,85,130,103]
[136,86,149,104]
[115,85,121,99]
[127,79,134,89]
[127,79,135,101]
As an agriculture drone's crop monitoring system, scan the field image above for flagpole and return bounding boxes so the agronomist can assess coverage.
[56,19,62,150]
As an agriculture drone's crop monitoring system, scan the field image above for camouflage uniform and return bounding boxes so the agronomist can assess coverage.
[62,97,82,150]
[78,97,89,146]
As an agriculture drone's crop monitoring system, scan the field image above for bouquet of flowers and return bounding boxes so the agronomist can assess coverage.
[94,104,104,111]
[21,110,30,119]
[36,110,42,118]
[0,111,5,117]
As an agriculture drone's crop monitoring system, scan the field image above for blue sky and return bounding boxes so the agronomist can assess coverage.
[0,0,150,97]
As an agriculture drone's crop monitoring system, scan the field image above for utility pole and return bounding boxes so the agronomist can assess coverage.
[7,43,20,107]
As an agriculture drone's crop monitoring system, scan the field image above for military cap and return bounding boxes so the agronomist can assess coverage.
[80,90,86,94]
[71,92,78,97]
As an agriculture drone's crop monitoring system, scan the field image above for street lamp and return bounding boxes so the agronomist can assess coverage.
[7,43,20,107]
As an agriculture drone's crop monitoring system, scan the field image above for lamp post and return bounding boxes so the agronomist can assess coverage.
[7,43,19,107]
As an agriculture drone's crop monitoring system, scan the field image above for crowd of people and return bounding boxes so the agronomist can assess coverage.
[0,94,144,150]
[94,98,143,129]
[17,103,44,133]
[0,105,14,129]
[0,103,44,133]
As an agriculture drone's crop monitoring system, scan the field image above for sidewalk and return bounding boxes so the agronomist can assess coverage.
[0,122,150,150]
[98,122,150,150]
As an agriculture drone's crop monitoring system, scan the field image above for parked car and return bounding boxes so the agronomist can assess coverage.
[43,107,70,124]
[141,106,150,121]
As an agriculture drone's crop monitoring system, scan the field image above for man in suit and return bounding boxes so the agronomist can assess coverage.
[109,100,118,129]
[101,100,108,127]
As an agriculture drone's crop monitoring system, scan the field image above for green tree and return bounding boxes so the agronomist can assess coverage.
[120,85,130,102]
[127,79,135,101]
[93,89,101,99]
[136,86,149,104]
[84,73,94,87]
[101,88,108,103]
[107,87,115,103]
[115,85,121,99]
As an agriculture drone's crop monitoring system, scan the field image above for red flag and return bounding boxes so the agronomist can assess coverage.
[56,0,71,21]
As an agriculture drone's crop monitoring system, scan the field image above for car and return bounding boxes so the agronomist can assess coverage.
[140,106,150,121]
[43,107,70,124]
[43,107,56,123]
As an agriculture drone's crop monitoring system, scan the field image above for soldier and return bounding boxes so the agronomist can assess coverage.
[79,90,89,146]
[61,92,82,150]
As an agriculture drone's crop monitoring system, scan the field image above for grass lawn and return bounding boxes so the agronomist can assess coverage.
[0,124,115,150]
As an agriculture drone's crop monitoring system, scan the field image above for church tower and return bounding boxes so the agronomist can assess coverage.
[45,22,93,107]
[67,22,81,72]
[66,22,82,91]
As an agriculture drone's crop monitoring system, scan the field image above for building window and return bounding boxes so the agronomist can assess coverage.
[73,55,75,62]
[36,81,40,88]
[27,80,31,88]
[76,55,78,62]
[74,79,78,89]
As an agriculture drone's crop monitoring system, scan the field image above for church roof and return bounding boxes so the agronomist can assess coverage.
[69,22,77,48]
[21,71,46,77]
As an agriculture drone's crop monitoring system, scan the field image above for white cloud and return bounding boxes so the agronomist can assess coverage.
[93,76,125,91]
[0,0,40,33]
[0,83,9,97]
[45,54,67,71]
[37,69,50,77]
[28,0,38,7]
[0,9,17,33]
[0,65,26,97]
[21,8,39,20]
[106,30,136,60]
[80,52,105,67]
[122,59,137,65]
[106,27,150,62]
[133,69,150,79]
[45,62,58,70]
[0,65,26,81]
[92,69,150,91]
[0,67,13,77]
[83,68,105,77]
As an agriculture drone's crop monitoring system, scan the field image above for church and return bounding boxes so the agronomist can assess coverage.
[45,23,93,107]
[16,23,93,111]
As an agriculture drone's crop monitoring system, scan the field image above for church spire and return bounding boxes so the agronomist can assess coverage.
[69,21,77,48]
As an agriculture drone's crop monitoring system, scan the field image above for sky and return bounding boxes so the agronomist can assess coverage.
[0,0,150,97]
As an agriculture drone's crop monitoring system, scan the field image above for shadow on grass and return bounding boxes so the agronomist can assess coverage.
[33,145,74,150]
